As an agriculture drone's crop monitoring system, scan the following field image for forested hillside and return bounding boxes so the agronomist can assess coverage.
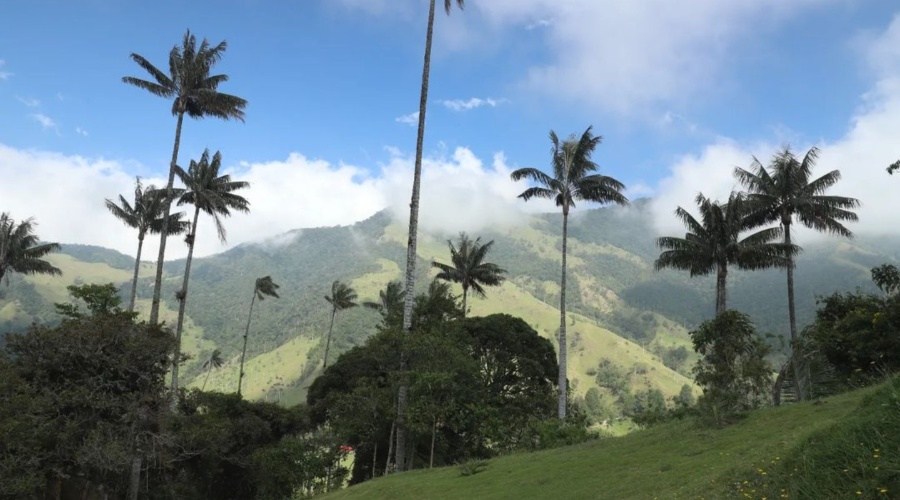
[2,203,895,415]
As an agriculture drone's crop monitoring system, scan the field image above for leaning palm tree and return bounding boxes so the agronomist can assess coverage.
[170,149,250,395]
[432,232,506,316]
[105,178,189,312]
[0,213,61,285]
[735,147,859,400]
[655,192,792,316]
[323,280,358,369]
[238,276,280,397]
[510,126,628,420]
[123,29,247,325]
[200,349,224,391]
[397,1,465,469]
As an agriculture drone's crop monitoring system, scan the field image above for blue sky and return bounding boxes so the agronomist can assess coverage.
[2,1,900,259]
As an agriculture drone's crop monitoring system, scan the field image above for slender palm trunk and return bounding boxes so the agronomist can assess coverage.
[558,209,569,420]
[784,224,806,400]
[396,0,437,473]
[202,364,213,391]
[324,308,337,369]
[461,286,468,318]
[171,207,200,396]
[715,263,727,316]
[238,291,258,397]
[429,416,437,468]
[149,110,185,325]
[385,420,396,475]
[128,234,145,312]
[372,441,378,479]
[127,454,141,500]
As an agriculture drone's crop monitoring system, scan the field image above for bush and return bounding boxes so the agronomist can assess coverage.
[691,311,771,426]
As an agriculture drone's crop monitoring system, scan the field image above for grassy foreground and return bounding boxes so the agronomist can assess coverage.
[326,379,899,499]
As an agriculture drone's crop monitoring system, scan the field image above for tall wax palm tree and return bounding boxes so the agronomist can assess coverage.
[105,178,189,312]
[238,276,280,397]
[201,349,224,391]
[510,126,628,420]
[123,29,247,325]
[397,0,465,470]
[655,192,791,316]
[323,280,358,369]
[170,150,250,395]
[0,213,61,285]
[432,232,506,316]
[735,147,858,400]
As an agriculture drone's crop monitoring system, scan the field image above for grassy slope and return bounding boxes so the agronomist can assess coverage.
[327,383,883,499]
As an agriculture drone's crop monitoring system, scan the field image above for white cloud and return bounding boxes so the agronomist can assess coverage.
[0,59,10,80]
[475,0,833,115]
[441,97,506,112]
[395,111,419,126]
[383,148,544,236]
[30,113,57,131]
[649,14,900,241]
[0,143,545,260]
[75,127,89,137]
[16,96,40,107]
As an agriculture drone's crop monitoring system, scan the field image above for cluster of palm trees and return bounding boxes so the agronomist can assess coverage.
[656,147,859,401]
[117,30,255,396]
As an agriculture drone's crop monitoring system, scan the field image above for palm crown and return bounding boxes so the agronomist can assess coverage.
[0,213,61,285]
[123,30,247,121]
[105,178,189,240]
[734,147,859,235]
[175,149,250,243]
[254,276,281,301]
[510,126,629,213]
[655,192,792,315]
[432,232,505,315]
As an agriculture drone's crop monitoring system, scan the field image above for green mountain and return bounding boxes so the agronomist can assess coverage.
[1,202,895,413]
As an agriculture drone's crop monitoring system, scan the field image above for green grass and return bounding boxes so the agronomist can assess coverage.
[325,381,890,499]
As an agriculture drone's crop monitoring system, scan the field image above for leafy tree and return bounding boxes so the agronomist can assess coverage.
[804,287,900,386]
[0,212,61,285]
[655,192,791,316]
[674,384,696,409]
[171,149,250,395]
[123,29,247,325]
[164,390,329,499]
[397,0,466,471]
[54,283,130,320]
[432,232,506,316]
[201,348,224,391]
[691,311,771,425]
[735,147,858,400]
[510,126,629,419]
[238,276,280,397]
[105,177,189,311]
[323,280,358,369]
[0,309,173,498]
[457,314,557,451]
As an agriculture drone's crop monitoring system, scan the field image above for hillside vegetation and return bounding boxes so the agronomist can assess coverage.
[325,377,900,499]
[2,205,896,418]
